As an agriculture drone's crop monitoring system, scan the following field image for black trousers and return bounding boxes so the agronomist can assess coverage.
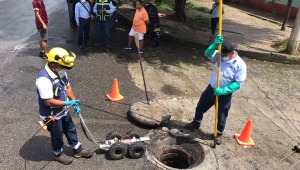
[211,17,219,35]
[78,17,91,45]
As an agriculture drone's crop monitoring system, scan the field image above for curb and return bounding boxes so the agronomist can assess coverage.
[117,9,300,65]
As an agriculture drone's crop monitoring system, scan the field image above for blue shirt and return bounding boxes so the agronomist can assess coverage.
[75,2,93,23]
[208,50,247,88]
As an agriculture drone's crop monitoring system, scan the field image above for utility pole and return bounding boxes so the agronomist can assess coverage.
[287,7,300,55]
[281,0,293,31]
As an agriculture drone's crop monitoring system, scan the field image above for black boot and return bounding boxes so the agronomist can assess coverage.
[184,121,200,130]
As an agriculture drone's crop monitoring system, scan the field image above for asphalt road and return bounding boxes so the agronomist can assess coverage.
[1,0,300,170]
[0,0,156,169]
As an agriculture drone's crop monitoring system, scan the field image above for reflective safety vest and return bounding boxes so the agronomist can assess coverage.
[37,67,69,117]
[95,0,111,21]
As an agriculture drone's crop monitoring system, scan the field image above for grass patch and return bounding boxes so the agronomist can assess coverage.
[157,0,174,11]
[186,3,210,13]
[189,15,210,25]
[272,38,288,52]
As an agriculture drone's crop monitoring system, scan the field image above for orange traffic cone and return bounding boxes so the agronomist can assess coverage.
[234,119,255,146]
[107,78,124,102]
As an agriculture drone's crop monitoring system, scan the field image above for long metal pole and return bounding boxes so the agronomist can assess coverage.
[134,34,150,104]
[213,0,223,148]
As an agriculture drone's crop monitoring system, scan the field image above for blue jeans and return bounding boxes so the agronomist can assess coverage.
[78,18,91,45]
[96,19,110,45]
[46,113,83,156]
[67,2,76,26]
[193,85,232,134]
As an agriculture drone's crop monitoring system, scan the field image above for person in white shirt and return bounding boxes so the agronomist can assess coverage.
[36,47,93,165]
[210,0,224,37]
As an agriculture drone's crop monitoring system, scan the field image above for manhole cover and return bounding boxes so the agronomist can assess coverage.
[145,128,217,170]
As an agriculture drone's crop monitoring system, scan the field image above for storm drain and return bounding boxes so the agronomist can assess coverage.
[145,128,217,170]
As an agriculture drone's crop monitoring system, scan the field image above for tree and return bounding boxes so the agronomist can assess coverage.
[281,0,293,31]
[287,7,300,55]
[174,0,187,21]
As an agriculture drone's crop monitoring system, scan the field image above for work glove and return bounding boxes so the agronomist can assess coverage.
[213,82,240,96]
[64,100,80,106]
[73,104,81,115]
[205,35,224,57]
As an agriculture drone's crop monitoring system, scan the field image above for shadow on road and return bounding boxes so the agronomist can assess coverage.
[19,135,53,162]
[19,135,75,162]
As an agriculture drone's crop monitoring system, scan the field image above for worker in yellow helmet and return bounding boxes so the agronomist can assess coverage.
[36,47,93,165]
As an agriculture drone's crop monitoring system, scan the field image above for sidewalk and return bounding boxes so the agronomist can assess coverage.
[118,2,300,64]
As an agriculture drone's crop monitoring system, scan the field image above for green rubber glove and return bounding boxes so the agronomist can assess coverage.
[205,35,224,57]
[64,100,80,106]
[213,82,240,96]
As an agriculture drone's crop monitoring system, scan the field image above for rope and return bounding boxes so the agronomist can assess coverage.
[287,159,300,170]
[24,104,75,170]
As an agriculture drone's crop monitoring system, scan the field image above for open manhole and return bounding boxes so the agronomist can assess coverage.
[145,129,217,170]
[160,145,194,169]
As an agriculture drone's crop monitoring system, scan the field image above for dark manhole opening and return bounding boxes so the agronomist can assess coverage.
[160,147,194,169]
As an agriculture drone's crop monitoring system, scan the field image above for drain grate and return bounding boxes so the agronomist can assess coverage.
[160,146,194,169]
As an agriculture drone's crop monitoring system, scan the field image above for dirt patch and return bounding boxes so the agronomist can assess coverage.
[157,0,293,53]
[126,40,300,169]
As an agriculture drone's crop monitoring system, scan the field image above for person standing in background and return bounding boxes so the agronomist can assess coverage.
[33,0,49,59]
[75,0,94,49]
[210,0,224,38]
[67,0,77,29]
[93,0,115,49]
[123,0,148,54]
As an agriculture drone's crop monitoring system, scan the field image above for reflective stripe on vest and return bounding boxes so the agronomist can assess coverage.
[95,0,111,21]
[37,68,68,117]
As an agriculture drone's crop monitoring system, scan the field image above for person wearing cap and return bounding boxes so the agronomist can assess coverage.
[185,35,247,145]
[36,47,93,165]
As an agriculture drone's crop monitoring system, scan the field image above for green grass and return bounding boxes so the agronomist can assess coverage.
[157,0,174,11]
[189,15,210,25]
[186,3,210,13]
[272,39,288,52]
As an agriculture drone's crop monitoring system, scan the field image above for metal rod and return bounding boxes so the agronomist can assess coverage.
[138,49,150,105]
[134,33,150,105]
[213,0,224,149]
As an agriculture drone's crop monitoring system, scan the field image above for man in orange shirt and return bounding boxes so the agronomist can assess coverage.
[123,0,149,53]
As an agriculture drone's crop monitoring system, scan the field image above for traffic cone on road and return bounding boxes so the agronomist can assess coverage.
[234,119,255,146]
[106,78,124,102]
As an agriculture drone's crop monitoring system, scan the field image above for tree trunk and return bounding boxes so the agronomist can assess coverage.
[174,0,187,21]
[287,7,300,55]
[281,0,293,31]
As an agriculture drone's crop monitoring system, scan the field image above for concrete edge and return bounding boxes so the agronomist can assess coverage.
[117,9,300,65]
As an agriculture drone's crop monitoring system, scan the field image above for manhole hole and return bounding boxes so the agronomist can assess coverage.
[145,129,217,170]
[160,146,194,169]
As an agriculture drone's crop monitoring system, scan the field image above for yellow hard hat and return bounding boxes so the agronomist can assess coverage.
[48,47,76,68]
